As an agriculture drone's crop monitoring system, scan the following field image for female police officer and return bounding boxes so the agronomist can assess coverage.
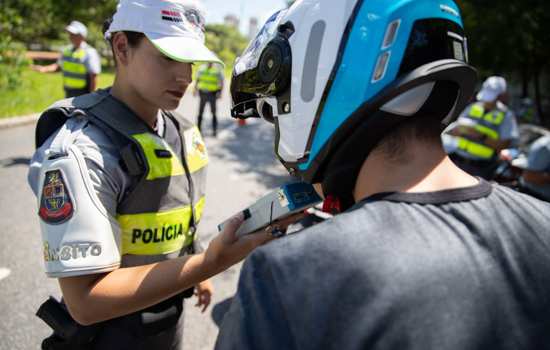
[27,0,285,348]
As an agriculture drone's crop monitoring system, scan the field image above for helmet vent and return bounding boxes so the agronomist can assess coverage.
[382,19,401,49]
[372,51,391,83]
[380,82,435,116]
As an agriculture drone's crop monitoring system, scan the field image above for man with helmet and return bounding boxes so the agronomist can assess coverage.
[443,76,519,179]
[216,1,550,349]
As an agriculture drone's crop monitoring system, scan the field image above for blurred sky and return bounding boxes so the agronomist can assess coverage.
[202,0,287,33]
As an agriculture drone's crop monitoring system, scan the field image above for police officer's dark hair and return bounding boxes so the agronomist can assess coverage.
[103,17,145,65]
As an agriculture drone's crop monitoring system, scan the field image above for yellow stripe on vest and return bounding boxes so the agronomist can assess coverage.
[62,60,87,75]
[457,137,495,159]
[63,76,87,89]
[133,133,185,180]
[119,197,206,255]
[183,127,209,173]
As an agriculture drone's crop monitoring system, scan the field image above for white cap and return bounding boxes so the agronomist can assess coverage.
[105,0,222,65]
[476,76,507,103]
[66,21,88,38]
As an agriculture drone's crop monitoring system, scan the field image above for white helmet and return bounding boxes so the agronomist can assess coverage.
[231,0,477,205]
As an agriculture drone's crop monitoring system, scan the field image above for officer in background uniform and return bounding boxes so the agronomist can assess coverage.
[27,1,281,349]
[194,62,224,136]
[512,135,550,201]
[32,21,101,98]
[443,76,519,179]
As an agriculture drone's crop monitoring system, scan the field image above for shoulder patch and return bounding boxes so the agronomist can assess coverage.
[39,170,73,224]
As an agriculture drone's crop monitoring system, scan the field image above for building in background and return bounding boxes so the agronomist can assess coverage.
[224,14,240,29]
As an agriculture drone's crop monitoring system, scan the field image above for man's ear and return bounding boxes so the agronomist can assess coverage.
[112,32,130,65]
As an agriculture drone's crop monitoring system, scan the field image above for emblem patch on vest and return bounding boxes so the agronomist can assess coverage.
[39,170,73,224]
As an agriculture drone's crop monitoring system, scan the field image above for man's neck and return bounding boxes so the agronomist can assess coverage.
[111,77,159,129]
[482,101,497,110]
[353,141,479,202]
[72,41,84,50]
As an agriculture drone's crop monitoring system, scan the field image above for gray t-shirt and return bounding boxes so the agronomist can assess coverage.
[216,180,550,350]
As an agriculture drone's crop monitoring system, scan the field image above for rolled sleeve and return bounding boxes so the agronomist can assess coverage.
[84,48,102,75]
[499,111,519,144]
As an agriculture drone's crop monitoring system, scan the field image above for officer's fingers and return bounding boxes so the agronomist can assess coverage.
[220,213,245,244]
[237,230,275,252]
[271,212,307,232]
[201,300,210,313]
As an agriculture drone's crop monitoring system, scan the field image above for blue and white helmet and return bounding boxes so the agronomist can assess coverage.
[231,0,477,198]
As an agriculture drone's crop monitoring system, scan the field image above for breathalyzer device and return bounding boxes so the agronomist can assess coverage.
[218,182,322,237]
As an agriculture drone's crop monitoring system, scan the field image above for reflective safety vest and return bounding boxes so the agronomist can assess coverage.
[35,89,208,268]
[456,103,506,160]
[61,47,88,90]
[197,65,223,92]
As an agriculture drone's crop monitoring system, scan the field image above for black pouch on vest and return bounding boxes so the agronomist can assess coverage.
[138,293,185,337]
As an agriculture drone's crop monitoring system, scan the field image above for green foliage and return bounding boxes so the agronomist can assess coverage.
[456,0,550,125]
[0,5,30,89]
[457,0,550,76]
[0,69,114,118]
[205,24,250,68]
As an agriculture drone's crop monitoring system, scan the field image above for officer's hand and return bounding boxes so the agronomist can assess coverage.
[204,213,270,272]
[195,279,214,313]
[204,212,304,273]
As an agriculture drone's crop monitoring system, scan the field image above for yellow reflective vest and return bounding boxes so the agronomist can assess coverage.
[455,103,506,160]
[196,65,223,92]
[61,47,89,90]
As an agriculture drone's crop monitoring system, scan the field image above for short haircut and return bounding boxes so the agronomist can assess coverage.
[103,18,145,65]
[373,115,445,161]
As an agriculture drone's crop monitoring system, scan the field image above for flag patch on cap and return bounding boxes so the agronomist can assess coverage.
[162,10,184,23]
[39,170,73,224]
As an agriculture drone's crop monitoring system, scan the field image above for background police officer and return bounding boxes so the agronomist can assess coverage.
[194,62,224,136]
[31,20,101,97]
[443,76,519,179]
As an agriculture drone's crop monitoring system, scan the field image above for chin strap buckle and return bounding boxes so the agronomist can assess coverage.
[322,195,342,215]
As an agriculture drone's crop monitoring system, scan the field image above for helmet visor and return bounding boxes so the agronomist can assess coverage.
[234,10,287,76]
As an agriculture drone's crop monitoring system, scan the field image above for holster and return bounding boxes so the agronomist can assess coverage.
[37,297,103,350]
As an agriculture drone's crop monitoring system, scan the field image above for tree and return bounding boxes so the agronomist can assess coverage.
[457,0,550,126]
[205,24,249,68]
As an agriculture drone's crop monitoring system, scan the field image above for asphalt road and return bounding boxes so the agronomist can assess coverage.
[0,90,290,349]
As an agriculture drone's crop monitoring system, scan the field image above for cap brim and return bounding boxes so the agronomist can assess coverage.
[146,33,223,66]
[476,90,498,103]
[66,26,82,36]
[511,157,529,169]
